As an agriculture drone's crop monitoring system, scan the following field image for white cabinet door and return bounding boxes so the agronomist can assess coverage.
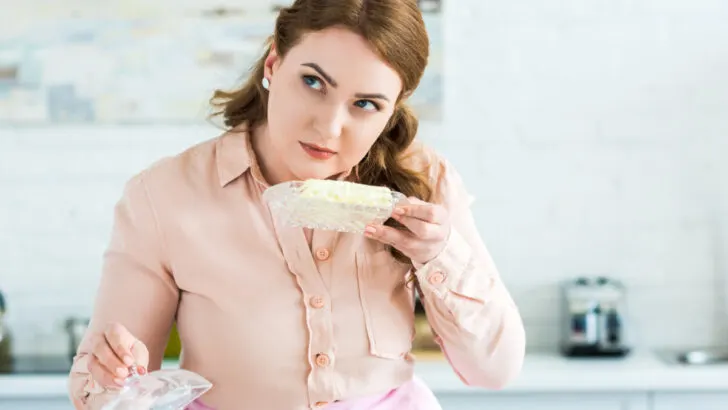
[437,392,650,410]
[0,399,74,410]
[653,393,728,410]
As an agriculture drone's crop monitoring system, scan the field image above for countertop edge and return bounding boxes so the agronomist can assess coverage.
[1,351,728,399]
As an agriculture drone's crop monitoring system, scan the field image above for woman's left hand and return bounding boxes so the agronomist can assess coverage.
[364,197,451,265]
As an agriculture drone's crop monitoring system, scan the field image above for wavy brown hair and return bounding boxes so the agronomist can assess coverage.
[210,0,433,264]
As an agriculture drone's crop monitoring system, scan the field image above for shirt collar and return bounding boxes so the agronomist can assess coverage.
[215,126,255,187]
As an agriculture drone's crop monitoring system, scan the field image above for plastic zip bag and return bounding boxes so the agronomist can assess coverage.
[101,366,212,410]
[263,180,406,234]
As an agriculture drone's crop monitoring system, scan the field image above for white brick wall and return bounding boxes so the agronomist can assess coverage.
[1,0,728,355]
[0,125,218,354]
[442,0,728,350]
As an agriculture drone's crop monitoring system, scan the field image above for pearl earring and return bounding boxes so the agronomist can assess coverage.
[262,77,270,90]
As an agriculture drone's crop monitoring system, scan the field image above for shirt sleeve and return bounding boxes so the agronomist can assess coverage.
[412,156,526,390]
[68,174,179,409]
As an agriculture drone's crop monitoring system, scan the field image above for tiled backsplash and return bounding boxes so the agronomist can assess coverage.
[2,0,728,355]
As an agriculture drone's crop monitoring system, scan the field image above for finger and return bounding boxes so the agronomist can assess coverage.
[392,213,439,239]
[405,196,426,205]
[365,225,416,251]
[103,323,136,367]
[88,352,125,387]
[130,339,150,370]
[92,333,128,377]
[395,203,446,224]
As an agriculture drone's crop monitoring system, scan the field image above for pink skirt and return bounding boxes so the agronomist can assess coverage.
[186,375,442,410]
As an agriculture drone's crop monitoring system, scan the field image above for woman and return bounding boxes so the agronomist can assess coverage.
[68,0,526,409]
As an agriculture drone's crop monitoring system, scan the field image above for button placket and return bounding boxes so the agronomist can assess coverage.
[309,295,325,309]
[314,353,331,368]
[306,285,336,405]
[311,230,338,290]
[268,223,338,407]
[315,247,330,261]
[307,233,340,405]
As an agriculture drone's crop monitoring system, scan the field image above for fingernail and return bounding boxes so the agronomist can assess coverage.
[114,378,125,386]
[364,226,376,234]
[394,207,405,215]
[138,366,147,375]
[116,367,128,377]
[123,355,134,366]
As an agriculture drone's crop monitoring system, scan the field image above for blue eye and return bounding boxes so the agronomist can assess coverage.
[303,75,323,90]
[354,100,379,111]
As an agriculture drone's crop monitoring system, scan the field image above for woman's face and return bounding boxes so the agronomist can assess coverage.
[262,27,403,182]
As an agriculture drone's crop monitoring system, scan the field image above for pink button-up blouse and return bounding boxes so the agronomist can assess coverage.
[68,127,526,409]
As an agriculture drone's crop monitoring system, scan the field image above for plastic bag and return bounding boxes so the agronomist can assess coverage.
[101,367,212,410]
[263,180,406,234]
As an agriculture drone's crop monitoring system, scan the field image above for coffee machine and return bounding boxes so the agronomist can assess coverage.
[560,276,631,357]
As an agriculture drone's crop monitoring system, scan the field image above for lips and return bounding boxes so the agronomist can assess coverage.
[301,142,335,153]
[299,142,337,160]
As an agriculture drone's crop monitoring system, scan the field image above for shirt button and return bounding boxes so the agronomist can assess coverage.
[428,271,446,285]
[309,296,325,309]
[315,248,330,261]
[315,353,331,367]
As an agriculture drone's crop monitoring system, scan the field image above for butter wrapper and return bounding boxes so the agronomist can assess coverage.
[263,180,406,234]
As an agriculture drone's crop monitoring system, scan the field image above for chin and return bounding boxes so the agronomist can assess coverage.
[292,170,334,181]
[289,162,342,181]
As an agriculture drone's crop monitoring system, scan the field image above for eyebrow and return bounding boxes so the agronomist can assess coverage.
[301,62,391,102]
[354,92,389,102]
[302,63,337,87]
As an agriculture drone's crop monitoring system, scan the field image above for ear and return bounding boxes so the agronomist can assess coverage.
[263,43,281,81]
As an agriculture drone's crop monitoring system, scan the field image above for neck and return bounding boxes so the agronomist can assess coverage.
[251,123,297,185]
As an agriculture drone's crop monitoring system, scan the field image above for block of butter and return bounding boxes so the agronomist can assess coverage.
[263,179,405,233]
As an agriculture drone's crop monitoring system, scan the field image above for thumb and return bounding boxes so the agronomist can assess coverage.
[129,339,150,370]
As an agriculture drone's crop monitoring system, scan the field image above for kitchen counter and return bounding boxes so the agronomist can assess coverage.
[415,350,728,393]
[1,350,727,400]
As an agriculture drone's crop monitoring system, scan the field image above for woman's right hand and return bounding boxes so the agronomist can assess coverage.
[87,323,150,388]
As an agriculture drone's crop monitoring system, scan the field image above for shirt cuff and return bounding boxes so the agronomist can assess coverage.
[70,353,106,404]
[413,228,475,299]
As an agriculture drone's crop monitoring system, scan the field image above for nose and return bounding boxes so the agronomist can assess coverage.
[313,103,347,141]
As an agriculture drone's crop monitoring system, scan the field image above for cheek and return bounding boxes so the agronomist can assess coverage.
[268,88,307,144]
[340,119,388,161]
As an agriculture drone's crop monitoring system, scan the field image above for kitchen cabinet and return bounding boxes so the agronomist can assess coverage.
[0,399,73,410]
[652,393,728,410]
[437,393,650,410]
